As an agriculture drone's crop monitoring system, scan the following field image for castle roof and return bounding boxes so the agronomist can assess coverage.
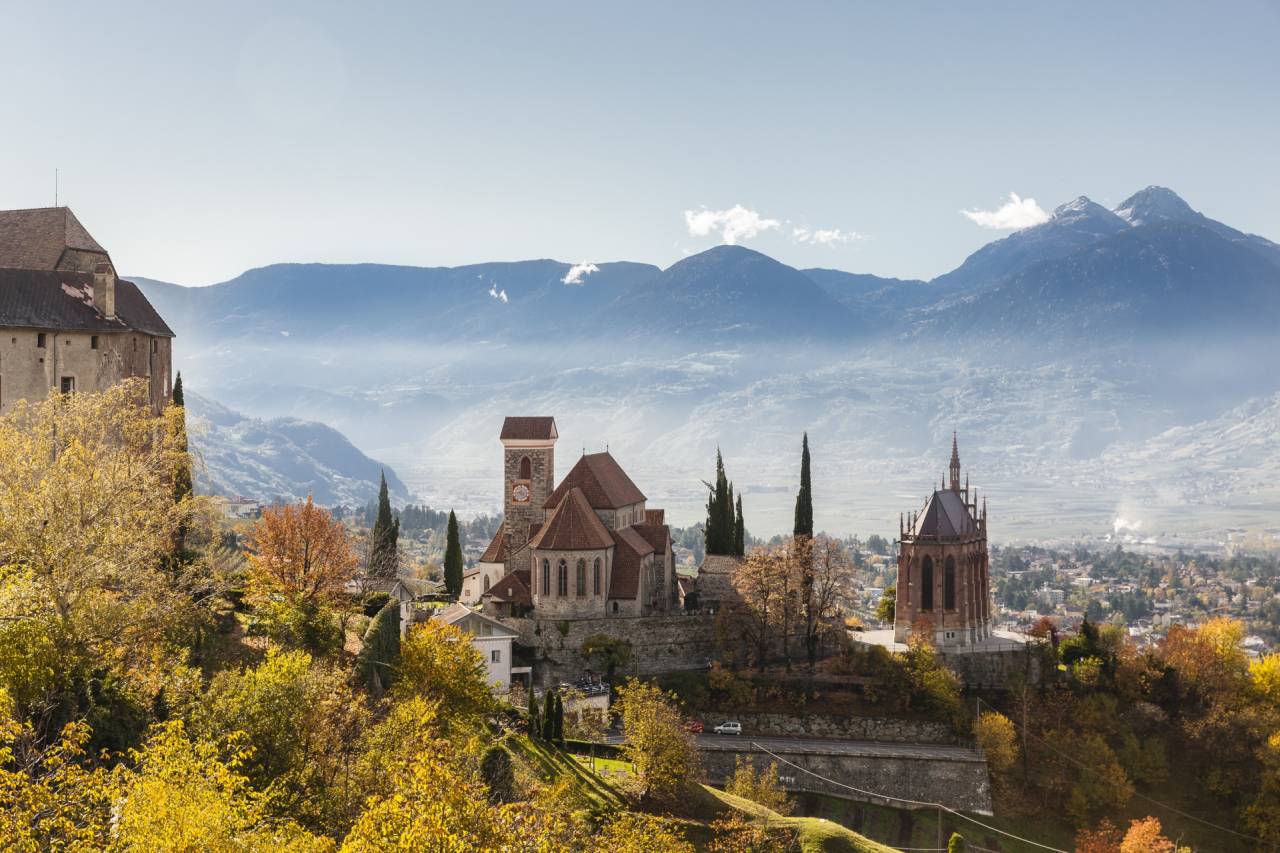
[0,207,107,270]
[545,452,646,510]
[500,416,557,441]
[0,268,174,337]
[529,487,614,551]
[910,489,977,538]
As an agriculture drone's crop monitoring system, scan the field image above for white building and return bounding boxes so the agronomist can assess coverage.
[430,603,521,692]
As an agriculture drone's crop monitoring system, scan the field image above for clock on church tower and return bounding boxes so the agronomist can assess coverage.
[512,483,530,503]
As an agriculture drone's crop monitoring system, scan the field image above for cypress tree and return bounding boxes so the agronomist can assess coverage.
[793,432,813,538]
[444,510,464,599]
[356,601,402,694]
[542,691,556,741]
[705,449,737,556]
[168,373,193,560]
[553,693,564,742]
[527,685,540,738]
[171,371,185,407]
[369,472,398,577]
[734,493,745,557]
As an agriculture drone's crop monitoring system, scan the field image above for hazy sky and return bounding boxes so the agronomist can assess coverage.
[3,1,1278,285]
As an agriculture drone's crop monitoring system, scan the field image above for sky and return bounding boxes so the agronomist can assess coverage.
[2,1,1278,285]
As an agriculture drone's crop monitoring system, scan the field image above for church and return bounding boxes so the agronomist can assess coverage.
[894,435,993,647]
[473,416,677,620]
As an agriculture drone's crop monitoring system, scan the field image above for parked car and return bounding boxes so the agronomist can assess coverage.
[713,721,742,735]
[683,719,704,733]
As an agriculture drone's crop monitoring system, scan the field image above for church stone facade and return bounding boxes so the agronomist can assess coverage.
[894,435,992,647]
[480,416,677,621]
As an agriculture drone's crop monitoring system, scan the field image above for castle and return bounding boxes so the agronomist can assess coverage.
[474,417,677,620]
[894,434,993,647]
[0,207,173,414]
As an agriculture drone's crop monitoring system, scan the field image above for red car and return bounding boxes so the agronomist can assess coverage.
[683,719,704,733]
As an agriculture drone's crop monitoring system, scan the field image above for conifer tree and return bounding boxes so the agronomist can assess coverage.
[444,510,464,599]
[705,449,738,556]
[553,693,564,742]
[171,372,185,408]
[527,685,540,738]
[356,600,402,694]
[542,691,556,741]
[368,471,399,578]
[793,432,813,539]
[168,373,193,560]
[734,493,745,557]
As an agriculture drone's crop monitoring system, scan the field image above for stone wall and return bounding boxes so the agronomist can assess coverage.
[722,713,960,745]
[698,740,992,814]
[0,327,171,415]
[938,643,1041,690]
[504,613,717,685]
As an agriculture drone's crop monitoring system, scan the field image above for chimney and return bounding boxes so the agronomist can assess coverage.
[93,262,116,319]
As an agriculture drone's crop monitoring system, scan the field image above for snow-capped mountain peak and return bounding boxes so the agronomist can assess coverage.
[1114,185,1197,226]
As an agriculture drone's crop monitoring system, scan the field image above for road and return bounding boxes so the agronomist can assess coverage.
[693,732,984,762]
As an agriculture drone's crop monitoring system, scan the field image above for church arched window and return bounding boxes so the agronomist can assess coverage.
[541,559,550,596]
[593,558,602,596]
[944,556,956,610]
[576,559,587,596]
[921,556,934,611]
[557,559,568,597]
[519,456,532,480]
[483,575,490,593]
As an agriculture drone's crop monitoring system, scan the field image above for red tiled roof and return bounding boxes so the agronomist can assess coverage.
[529,488,614,551]
[0,207,107,271]
[0,269,174,337]
[632,522,669,556]
[484,569,531,606]
[645,509,665,526]
[479,525,508,563]
[500,416,557,441]
[608,527,652,600]
[544,452,645,510]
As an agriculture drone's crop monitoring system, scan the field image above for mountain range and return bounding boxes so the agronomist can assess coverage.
[134,187,1280,543]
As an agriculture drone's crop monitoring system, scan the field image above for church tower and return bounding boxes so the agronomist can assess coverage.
[500,417,558,552]
[895,434,992,647]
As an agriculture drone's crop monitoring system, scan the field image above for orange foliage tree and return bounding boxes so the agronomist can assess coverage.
[247,497,358,607]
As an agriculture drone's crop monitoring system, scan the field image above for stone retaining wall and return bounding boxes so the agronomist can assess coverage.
[699,741,992,814]
[724,713,959,745]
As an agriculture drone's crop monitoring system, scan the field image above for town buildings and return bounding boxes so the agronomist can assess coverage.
[0,207,173,413]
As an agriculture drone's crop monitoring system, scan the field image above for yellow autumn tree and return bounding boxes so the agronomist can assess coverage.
[973,711,1019,782]
[0,379,208,730]
[393,620,496,730]
[615,679,699,806]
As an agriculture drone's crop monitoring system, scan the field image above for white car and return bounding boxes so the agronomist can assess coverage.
[713,721,742,735]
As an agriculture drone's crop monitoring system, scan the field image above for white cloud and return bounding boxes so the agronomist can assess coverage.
[684,205,780,245]
[562,262,600,285]
[488,284,508,303]
[792,227,865,247]
[961,192,1050,230]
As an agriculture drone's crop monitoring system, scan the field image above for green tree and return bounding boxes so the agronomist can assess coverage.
[704,449,736,556]
[527,683,541,739]
[542,690,556,741]
[368,471,399,578]
[615,679,698,806]
[793,432,812,538]
[733,493,745,557]
[479,745,515,803]
[876,585,897,624]
[356,601,401,695]
[553,693,564,743]
[444,510,464,599]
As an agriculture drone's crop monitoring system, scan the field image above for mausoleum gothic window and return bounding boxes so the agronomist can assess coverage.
[541,560,550,596]
[593,558,602,596]
[576,559,586,597]
[944,555,956,611]
[557,559,568,597]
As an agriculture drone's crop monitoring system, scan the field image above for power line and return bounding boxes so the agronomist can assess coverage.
[976,698,1267,846]
[748,740,1068,852]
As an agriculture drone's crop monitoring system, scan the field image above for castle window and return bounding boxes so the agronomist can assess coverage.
[576,559,586,596]
[36,333,46,348]
[59,376,75,395]
[944,556,956,610]
[557,560,568,597]
[483,575,491,593]
[151,338,158,353]
[921,556,934,611]
[519,456,532,480]
[612,601,618,614]
[91,336,99,350]
[541,560,550,596]
[593,558,602,596]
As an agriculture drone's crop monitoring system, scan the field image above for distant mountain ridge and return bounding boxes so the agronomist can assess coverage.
[187,392,410,506]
